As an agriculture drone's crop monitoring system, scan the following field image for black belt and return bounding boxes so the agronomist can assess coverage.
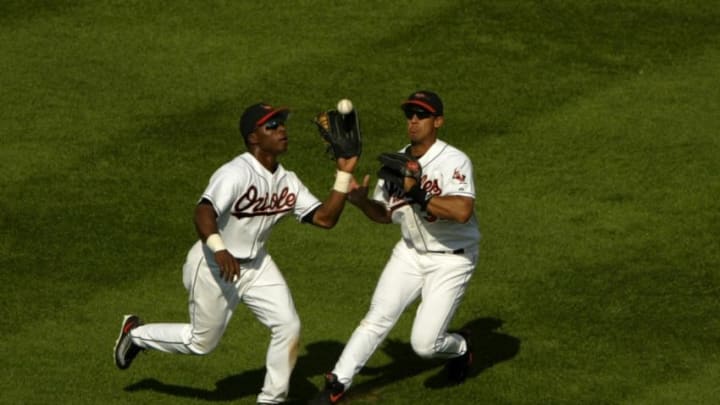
[428,248,464,255]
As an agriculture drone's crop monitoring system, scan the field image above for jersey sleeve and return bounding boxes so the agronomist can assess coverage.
[200,165,244,216]
[441,153,475,198]
[291,174,322,221]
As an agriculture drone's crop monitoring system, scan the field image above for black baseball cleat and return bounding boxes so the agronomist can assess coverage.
[446,329,473,384]
[308,373,346,404]
[114,314,144,370]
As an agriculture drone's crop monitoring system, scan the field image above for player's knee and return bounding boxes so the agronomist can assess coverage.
[188,329,222,355]
[273,314,301,341]
[188,339,218,355]
[286,316,301,339]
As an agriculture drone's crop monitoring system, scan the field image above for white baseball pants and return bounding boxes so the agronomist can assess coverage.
[130,241,301,404]
[332,241,477,388]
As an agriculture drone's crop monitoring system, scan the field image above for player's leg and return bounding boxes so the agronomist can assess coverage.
[331,242,422,389]
[129,242,240,354]
[242,254,301,404]
[409,250,477,360]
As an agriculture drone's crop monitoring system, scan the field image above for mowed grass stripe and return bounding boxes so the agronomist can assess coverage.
[0,1,450,330]
[475,39,720,403]
[2,1,720,404]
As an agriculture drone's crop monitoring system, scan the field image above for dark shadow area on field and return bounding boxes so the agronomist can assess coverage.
[124,340,345,403]
[335,317,520,398]
[308,317,519,402]
[423,317,521,389]
[124,318,519,402]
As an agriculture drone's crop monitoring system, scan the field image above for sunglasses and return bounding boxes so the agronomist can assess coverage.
[403,108,433,120]
[264,119,284,130]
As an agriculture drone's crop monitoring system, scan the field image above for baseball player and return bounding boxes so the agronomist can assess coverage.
[311,90,481,404]
[114,102,361,405]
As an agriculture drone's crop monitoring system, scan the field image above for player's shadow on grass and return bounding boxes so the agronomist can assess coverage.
[124,340,346,403]
[422,317,521,389]
[344,316,520,397]
[124,317,519,402]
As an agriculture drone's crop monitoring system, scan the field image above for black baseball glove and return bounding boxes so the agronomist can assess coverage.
[378,152,434,209]
[313,109,362,159]
[377,152,422,192]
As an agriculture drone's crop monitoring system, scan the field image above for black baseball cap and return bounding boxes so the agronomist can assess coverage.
[239,103,290,137]
[401,90,443,116]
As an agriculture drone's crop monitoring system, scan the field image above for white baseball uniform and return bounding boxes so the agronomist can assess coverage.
[332,139,481,388]
[129,152,321,404]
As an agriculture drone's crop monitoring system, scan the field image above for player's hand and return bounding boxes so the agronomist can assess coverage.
[336,155,358,173]
[403,176,418,192]
[348,174,370,206]
[215,250,240,282]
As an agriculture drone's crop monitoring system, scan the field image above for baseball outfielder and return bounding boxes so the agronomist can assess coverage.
[312,91,480,404]
[114,102,361,404]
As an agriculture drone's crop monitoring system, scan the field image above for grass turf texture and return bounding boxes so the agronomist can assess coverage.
[1,0,719,403]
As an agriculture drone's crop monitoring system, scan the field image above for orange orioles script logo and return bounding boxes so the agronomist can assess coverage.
[232,185,296,218]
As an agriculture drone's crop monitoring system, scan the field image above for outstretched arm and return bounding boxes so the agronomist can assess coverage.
[347,175,392,224]
[309,156,359,229]
[309,104,364,229]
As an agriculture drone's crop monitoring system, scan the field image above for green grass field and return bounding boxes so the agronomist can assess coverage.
[2,1,719,404]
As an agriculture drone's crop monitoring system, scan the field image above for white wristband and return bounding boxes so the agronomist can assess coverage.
[205,233,226,253]
[333,170,352,193]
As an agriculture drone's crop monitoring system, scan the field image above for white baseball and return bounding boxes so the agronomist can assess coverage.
[337,99,353,114]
